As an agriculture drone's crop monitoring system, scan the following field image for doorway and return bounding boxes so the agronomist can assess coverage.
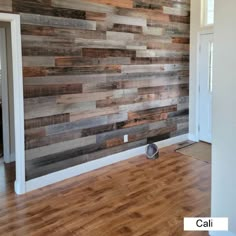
[0,13,25,194]
[199,33,214,143]
[0,26,10,163]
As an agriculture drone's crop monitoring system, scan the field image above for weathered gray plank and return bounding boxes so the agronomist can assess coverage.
[20,13,96,30]
[26,136,96,160]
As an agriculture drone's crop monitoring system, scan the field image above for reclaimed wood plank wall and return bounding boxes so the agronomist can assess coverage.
[0,0,190,180]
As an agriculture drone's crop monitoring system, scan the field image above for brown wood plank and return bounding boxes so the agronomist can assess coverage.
[85,11,107,21]
[25,114,70,130]
[21,24,107,40]
[13,0,86,19]
[24,84,82,98]
[111,23,143,34]
[23,65,121,77]
[82,48,136,58]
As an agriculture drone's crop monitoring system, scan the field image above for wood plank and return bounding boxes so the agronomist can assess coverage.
[108,14,147,27]
[147,41,189,51]
[22,46,82,56]
[136,49,189,58]
[134,0,173,10]
[74,38,128,49]
[82,48,136,58]
[21,24,107,39]
[70,107,120,122]
[26,136,96,160]
[13,0,86,19]
[24,84,82,98]
[55,56,131,67]
[20,13,96,30]
[106,31,134,41]
[23,56,55,67]
[128,105,177,120]
[0,0,12,12]
[116,8,170,22]
[24,101,96,119]
[143,26,163,36]
[172,36,190,44]
[119,96,188,113]
[87,0,133,9]
[23,65,121,77]
[26,129,83,150]
[25,114,70,130]
[56,89,137,103]
[85,11,107,21]
[111,24,143,34]
[169,15,190,24]
[163,6,189,17]
[122,63,189,73]
[23,74,107,85]
[52,0,115,14]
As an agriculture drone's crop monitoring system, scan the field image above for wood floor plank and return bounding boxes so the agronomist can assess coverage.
[0,145,210,236]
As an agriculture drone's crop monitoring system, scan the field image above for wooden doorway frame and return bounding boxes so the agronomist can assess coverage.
[0,13,25,194]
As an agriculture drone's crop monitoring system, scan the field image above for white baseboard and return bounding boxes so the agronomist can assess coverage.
[209,231,236,236]
[25,134,189,193]
[14,180,26,195]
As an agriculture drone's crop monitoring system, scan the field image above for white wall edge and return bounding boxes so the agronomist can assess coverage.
[14,180,25,195]
[188,133,199,142]
[209,231,236,236]
[26,134,189,193]
[0,13,26,194]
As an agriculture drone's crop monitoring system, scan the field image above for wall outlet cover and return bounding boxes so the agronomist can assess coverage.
[124,135,128,143]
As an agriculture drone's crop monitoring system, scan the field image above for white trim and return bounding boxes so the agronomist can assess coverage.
[0,13,26,194]
[188,133,198,142]
[26,134,188,192]
[209,232,236,236]
[189,0,214,143]
[0,27,10,163]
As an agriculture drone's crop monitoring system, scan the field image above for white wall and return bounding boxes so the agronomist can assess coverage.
[189,0,201,141]
[211,0,236,235]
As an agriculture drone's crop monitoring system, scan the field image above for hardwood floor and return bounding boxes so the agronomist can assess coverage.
[0,145,210,236]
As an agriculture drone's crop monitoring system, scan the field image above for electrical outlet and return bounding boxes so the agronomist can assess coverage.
[124,134,128,143]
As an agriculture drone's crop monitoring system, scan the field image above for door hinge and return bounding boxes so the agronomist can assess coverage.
[198,125,200,132]
[199,45,201,53]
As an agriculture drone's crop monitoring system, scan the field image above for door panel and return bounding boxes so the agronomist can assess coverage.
[199,33,214,143]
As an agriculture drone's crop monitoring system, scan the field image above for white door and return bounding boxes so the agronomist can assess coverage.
[199,33,214,143]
